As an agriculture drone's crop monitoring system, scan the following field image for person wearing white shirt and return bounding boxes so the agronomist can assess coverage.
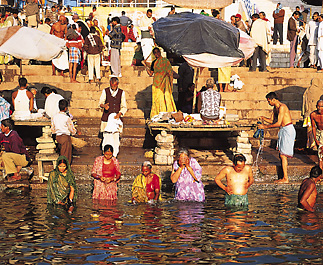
[306,12,319,67]
[316,15,323,70]
[41,87,64,118]
[51,99,76,164]
[99,77,127,157]
[139,9,156,62]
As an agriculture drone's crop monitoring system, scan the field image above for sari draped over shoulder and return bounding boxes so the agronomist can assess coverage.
[47,156,77,204]
[150,57,177,118]
[91,156,121,200]
[132,173,162,203]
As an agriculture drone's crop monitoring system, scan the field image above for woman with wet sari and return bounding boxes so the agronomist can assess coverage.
[47,156,77,213]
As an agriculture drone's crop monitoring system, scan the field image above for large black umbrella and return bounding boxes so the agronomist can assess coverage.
[153,12,245,68]
[301,0,322,6]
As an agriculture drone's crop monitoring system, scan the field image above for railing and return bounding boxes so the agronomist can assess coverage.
[76,0,169,8]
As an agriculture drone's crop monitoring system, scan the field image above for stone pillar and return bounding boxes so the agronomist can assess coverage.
[36,126,56,154]
[154,130,175,165]
[234,131,253,164]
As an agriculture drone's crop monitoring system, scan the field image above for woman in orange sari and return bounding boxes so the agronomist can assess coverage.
[91,144,121,200]
[146,47,177,118]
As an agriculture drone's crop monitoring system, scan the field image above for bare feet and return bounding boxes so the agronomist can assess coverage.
[71,80,80,83]
[52,72,56,76]
[274,178,289,184]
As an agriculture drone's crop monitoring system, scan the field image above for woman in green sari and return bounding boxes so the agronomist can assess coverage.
[146,47,177,118]
[47,156,77,213]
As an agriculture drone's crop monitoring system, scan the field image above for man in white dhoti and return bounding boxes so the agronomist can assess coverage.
[317,14,323,71]
[99,77,127,157]
[139,9,156,62]
[306,12,319,68]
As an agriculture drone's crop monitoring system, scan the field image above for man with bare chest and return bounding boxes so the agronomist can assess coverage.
[215,154,254,206]
[298,165,323,212]
[50,16,67,76]
[310,100,323,169]
[258,92,296,183]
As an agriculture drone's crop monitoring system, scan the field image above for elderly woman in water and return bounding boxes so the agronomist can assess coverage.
[132,161,161,203]
[171,148,205,202]
[47,156,77,213]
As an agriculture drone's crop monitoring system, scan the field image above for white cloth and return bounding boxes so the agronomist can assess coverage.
[12,89,31,120]
[98,88,127,116]
[317,21,323,67]
[141,38,154,60]
[51,112,74,136]
[250,19,270,54]
[104,113,123,133]
[45,92,64,118]
[88,54,101,80]
[102,131,120,157]
[306,20,319,46]
[139,15,154,31]
[52,49,69,71]
[110,48,121,76]
[37,23,51,34]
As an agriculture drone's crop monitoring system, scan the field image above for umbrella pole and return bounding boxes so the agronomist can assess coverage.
[192,67,200,113]
[20,60,22,76]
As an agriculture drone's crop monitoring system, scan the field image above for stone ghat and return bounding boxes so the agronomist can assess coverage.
[0,65,317,124]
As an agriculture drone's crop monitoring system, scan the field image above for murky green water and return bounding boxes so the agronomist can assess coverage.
[0,188,323,264]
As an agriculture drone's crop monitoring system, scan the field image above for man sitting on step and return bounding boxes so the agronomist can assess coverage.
[0,118,30,182]
[41,87,64,119]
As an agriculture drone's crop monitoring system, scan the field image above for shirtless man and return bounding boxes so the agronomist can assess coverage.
[258,92,296,183]
[310,100,323,169]
[50,16,67,76]
[298,165,323,212]
[215,154,254,207]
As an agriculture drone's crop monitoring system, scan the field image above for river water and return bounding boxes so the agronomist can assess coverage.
[1,188,323,264]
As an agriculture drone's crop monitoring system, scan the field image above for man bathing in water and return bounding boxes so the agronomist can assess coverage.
[215,154,254,206]
[298,166,323,212]
[258,92,296,183]
[310,100,323,169]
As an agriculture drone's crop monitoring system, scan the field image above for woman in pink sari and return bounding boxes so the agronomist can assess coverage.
[91,144,121,200]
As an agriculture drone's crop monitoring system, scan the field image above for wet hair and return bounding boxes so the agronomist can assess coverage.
[310,165,322,178]
[266,92,278,100]
[1,118,14,130]
[177,147,189,157]
[233,154,246,165]
[147,9,152,14]
[41,86,52,95]
[57,159,68,166]
[103,144,114,153]
[171,6,175,11]
[90,26,96,33]
[121,11,125,15]
[252,13,260,19]
[58,99,68,111]
[142,161,152,169]
[112,16,120,24]
[18,77,27,88]
[206,78,215,88]
[110,77,119,84]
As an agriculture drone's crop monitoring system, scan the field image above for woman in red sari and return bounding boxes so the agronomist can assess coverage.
[91,144,121,200]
